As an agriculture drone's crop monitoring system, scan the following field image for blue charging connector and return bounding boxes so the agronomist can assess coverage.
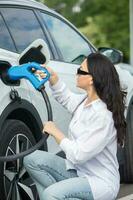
[8,62,50,90]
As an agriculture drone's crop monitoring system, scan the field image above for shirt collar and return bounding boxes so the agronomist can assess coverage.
[83,97,107,110]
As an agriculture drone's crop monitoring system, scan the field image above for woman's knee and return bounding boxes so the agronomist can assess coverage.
[23,150,42,168]
[23,150,53,169]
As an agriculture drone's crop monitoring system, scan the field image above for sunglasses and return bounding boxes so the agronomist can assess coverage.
[77,67,91,75]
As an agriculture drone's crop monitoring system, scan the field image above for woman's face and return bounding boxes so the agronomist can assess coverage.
[76,59,93,90]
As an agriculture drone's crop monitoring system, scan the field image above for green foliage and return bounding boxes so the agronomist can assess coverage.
[37,0,129,62]
[79,17,109,48]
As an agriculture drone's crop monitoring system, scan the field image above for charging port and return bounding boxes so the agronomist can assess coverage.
[0,61,20,86]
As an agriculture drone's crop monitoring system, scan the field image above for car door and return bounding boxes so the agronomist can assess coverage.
[0,10,33,114]
[0,6,54,127]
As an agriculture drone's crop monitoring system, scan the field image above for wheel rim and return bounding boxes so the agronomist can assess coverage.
[3,134,38,200]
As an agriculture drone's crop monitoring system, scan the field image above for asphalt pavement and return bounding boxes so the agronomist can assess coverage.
[117,184,133,199]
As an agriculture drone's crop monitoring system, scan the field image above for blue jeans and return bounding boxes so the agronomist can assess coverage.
[23,150,94,200]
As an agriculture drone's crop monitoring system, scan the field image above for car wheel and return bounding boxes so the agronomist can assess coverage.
[123,97,133,183]
[0,119,40,200]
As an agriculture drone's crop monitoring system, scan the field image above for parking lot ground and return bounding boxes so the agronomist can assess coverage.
[117,184,133,199]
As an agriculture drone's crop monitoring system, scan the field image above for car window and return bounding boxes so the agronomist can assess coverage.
[41,13,92,64]
[1,8,49,54]
[0,14,16,52]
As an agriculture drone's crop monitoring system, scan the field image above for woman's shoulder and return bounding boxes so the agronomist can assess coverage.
[91,101,113,122]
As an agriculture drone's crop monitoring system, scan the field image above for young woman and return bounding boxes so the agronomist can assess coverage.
[24,53,126,200]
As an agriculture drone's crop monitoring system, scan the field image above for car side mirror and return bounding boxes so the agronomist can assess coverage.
[98,47,123,64]
[18,39,50,65]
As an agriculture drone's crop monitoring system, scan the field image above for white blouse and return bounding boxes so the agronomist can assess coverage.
[50,79,120,200]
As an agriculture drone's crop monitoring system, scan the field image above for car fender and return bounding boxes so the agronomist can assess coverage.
[115,64,133,116]
[0,99,43,142]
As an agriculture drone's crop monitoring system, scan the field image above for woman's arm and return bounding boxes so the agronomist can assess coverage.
[39,65,86,114]
[43,114,114,165]
[59,114,113,165]
[49,79,86,114]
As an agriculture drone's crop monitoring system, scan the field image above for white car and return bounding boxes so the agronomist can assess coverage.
[0,0,133,199]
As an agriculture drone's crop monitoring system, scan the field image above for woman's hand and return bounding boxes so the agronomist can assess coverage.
[43,121,66,144]
[43,121,59,136]
[33,64,59,86]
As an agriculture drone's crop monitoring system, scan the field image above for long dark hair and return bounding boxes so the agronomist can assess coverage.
[87,52,127,147]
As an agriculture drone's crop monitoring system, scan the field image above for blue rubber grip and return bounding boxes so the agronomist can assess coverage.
[8,62,50,90]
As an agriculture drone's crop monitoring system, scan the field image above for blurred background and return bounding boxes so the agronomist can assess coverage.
[37,0,129,63]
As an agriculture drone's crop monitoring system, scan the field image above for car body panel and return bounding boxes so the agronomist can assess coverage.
[0,0,132,153]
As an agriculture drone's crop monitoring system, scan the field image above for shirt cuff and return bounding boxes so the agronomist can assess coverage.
[59,138,71,153]
[49,79,63,91]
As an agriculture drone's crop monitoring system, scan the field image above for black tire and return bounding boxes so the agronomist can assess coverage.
[123,98,133,183]
[0,119,40,200]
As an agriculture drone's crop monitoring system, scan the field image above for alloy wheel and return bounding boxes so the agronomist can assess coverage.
[3,134,38,200]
